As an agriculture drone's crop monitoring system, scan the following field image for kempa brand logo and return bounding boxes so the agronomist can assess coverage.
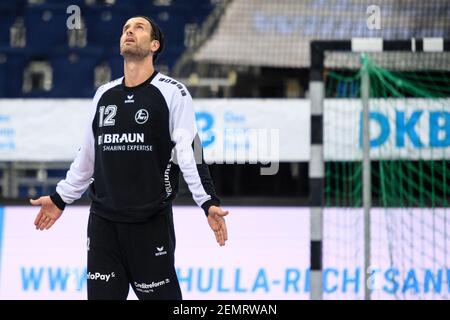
[164,163,173,197]
[155,246,167,256]
[87,237,90,251]
[125,95,134,103]
[135,109,149,124]
[87,271,115,282]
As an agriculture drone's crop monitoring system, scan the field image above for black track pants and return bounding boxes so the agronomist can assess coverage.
[87,208,182,300]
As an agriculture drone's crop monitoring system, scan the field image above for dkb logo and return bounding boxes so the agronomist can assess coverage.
[360,110,450,148]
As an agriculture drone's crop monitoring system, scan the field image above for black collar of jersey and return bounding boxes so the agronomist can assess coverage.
[122,70,158,91]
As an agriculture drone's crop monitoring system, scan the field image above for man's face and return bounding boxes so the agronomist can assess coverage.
[120,17,158,60]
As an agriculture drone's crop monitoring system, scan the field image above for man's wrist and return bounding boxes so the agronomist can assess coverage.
[201,199,220,217]
[50,192,66,211]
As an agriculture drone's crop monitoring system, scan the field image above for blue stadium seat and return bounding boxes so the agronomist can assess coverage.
[0,51,7,97]
[0,47,29,98]
[24,4,69,52]
[46,169,68,178]
[49,47,104,97]
[0,57,7,97]
[19,185,46,199]
[0,4,19,47]
[104,0,153,14]
[157,45,183,69]
[185,0,215,23]
[107,53,124,80]
[43,0,87,5]
[148,6,190,65]
[85,5,134,49]
[0,1,26,12]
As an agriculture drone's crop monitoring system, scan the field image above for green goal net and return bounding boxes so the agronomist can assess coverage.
[323,52,450,299]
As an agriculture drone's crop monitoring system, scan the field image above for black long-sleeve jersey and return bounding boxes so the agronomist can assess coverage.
[51,71,220,222]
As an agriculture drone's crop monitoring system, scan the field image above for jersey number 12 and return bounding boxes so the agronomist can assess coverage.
[99,105,117,127]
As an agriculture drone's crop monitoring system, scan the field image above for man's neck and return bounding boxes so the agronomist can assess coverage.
[123,56,155,87]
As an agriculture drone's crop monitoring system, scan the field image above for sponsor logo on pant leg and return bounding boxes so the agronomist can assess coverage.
[134,278,170,293]
[87,271,115,282]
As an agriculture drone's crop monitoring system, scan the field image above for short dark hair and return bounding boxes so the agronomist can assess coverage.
[131,15,165,63]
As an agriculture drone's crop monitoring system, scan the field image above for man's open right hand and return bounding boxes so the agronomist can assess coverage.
[30,196,63,231]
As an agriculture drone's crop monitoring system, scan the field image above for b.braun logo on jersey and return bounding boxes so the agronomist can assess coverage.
[135,109,149,124]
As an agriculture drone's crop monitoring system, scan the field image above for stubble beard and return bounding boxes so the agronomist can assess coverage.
[120,44,151,62]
